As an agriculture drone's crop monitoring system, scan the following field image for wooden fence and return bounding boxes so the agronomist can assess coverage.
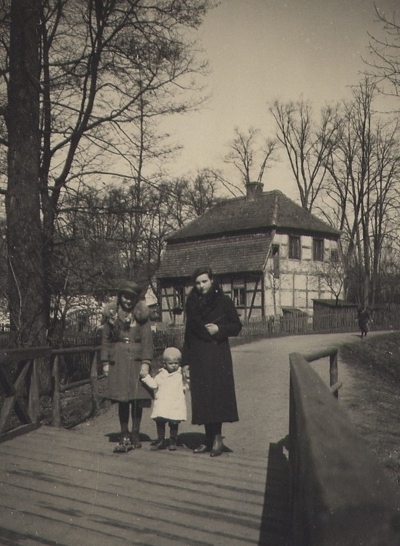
[151,309,400,352]
[289,349,400,545]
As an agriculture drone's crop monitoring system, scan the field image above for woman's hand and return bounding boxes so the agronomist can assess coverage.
[205,323,219,336]
[182,365,190,381]
[102,362,109,376]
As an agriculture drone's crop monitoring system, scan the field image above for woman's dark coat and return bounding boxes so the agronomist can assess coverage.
[182,286,242,425]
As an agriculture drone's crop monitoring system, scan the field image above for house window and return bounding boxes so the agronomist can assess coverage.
[289,235,301,260]
[330,248,339,262]
[173,286,185,312]
[233,287,246,307]
[313,238,324,261]
[272,244,280,278]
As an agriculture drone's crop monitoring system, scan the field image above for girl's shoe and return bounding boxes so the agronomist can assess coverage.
[169,438,177,451]
[114,434,133,453]
[131,432,142,449]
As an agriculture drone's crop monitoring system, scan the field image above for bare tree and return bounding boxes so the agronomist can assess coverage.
[313,254,345,305]
[324,80,400,306]
[270,99,340,212]
[0,0,215,345]
[224,127,277,190]
[366,6,400,105]
[49,168,220,337]
[5,0,47,345]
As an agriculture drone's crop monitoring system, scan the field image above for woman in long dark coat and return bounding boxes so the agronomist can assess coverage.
[101,281,153,453]
[182,266,242,457]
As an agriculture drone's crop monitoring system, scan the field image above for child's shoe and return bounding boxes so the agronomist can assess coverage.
[169,438,177,451]
[150,438,168,451]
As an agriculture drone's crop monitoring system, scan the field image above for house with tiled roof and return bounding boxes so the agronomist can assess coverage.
[157,182,341,323]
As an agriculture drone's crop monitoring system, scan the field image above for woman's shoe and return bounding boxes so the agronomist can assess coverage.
[210,434,224,457]
[193,444,212,454]
[169,438,177,451]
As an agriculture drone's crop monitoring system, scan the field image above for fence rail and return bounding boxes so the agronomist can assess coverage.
[289,349,400,545]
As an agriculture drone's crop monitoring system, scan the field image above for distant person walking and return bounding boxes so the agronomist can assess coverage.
[182,266,242,457]
[141,347,188,451]
[101,281,153,453]
[358,307,371,338]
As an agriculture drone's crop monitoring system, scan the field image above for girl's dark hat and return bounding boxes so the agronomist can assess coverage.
[118,281,142,297]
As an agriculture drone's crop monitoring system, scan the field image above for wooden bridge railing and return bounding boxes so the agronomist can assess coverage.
[0,347,52,442]
[0,345,103,442]
[51,346,102,427]
[289,348,400,545]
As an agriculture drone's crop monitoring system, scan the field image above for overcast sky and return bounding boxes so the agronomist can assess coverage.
[162,0,399,200]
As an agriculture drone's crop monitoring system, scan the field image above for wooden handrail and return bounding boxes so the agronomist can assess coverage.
[289,350,400,545]
[302,346,339,398]
[0,345,102,438]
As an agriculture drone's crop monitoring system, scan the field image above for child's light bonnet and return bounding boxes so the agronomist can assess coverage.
[163,347,182,361]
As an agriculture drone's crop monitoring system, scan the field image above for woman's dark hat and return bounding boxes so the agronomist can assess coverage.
[118,281,142,298]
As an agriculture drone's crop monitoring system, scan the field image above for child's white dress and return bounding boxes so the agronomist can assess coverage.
[141,368,187,421]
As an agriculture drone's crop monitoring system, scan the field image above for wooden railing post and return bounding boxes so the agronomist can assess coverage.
[90,350,100,416]
[51,355,61,427]
[28,358,40,424]
[329,349,339,399]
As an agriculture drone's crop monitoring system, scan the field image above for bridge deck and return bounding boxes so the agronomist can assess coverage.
[0,332,370,546]
[0,426,289,546]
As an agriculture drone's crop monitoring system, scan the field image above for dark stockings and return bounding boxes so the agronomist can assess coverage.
[204,422,222,445]
[118,402,143,434]
[156,420,179,440]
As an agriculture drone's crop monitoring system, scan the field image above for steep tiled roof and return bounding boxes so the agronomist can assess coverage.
[157,233,272,279]
[167,189,340,241]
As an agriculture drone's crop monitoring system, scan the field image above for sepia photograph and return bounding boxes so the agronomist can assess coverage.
[1,1,400,544]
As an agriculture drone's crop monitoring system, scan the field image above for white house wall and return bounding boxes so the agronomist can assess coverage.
[264,233,341,316]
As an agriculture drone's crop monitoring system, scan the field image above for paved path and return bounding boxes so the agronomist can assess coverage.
[0,331,386,546]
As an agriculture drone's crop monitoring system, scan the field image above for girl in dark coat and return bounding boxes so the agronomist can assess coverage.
[182,266,242,457]
[101,281,153,453]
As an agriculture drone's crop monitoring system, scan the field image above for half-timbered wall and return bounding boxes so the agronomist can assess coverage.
[263,233,341,316]
[159,273,264,324]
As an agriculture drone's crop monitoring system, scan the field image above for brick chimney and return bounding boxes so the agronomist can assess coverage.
[246,181,264,201]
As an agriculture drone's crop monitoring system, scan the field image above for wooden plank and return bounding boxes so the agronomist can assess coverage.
[0,427,289,546]
[0,422,39,443]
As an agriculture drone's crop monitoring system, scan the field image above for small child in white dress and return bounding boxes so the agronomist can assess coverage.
[140,347,187,451]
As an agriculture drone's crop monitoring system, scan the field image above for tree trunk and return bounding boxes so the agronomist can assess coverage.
[5,0,47,347]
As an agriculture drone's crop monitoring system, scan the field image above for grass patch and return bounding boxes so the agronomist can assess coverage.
[340,332,400,486]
